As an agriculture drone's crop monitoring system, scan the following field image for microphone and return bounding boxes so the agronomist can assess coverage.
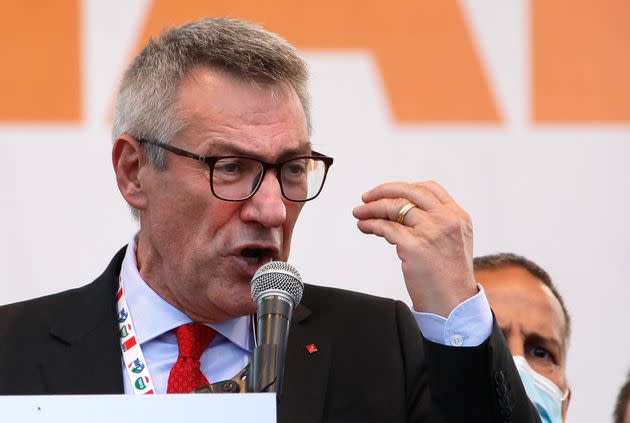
[248,261,304,394]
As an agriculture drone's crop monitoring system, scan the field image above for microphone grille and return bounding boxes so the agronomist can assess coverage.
[251,261,304,306]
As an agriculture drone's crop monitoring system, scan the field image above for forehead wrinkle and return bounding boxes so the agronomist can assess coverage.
[506,304,566,352]
[497,311,567,360]
[211,140,312,159]
[487,287,567,346]
[191,132,311,158]
[174,67,309,165]
[177,97,309,148]
[176,66,306,133]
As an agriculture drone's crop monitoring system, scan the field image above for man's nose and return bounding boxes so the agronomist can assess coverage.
[506,335,525,357]
[240,170,286,227]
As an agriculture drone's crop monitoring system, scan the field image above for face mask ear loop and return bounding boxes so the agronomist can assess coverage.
[560,388,570,415]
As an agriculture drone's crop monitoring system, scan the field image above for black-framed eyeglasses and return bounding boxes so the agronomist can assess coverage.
[138,139,334,202]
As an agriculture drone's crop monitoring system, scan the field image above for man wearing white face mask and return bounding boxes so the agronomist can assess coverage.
[474,253,571,422]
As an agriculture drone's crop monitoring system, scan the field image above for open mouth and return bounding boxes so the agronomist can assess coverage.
[240,248,275,266]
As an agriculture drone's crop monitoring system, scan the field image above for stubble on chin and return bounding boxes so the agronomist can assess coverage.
[184,270,256,322]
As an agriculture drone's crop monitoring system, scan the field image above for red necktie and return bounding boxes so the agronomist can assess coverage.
[167,322,217,393]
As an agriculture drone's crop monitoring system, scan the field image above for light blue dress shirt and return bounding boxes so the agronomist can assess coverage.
[120,236,492,394]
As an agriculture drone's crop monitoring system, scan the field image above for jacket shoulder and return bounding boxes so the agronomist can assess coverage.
[0,247,127,394]
[0,248,125,343]
[302,283,402,310]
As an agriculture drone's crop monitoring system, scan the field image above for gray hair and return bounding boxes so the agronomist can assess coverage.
[112,17,311,169]
[473,253,572,342]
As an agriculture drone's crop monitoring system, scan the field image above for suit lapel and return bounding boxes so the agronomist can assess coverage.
[37,248,331,407]
[40,248,126,394]
[279,302,332,423]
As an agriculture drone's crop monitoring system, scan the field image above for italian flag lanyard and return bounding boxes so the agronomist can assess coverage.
[116,276,156,395]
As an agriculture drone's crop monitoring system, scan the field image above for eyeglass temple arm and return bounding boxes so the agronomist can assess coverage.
[138,139,207,163]
[311,151,334,166]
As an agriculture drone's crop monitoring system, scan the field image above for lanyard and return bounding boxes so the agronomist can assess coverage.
[116,276,156,395]
[116,275,257,394]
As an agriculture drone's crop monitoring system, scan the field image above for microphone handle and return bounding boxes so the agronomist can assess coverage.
[250,295,293,393]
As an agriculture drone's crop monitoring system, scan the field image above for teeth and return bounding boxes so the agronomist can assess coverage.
[244,256,261,265]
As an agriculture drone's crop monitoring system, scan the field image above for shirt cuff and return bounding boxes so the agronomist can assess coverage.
[412,284,493,347]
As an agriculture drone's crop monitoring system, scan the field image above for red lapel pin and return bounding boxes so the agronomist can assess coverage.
[306,343,318,354]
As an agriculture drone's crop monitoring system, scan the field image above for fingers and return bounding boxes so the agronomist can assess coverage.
[420,180,455,204]
[353,180,456,229]
[356,217,417,247]
[360,181,452,212]
[353,179,476,317]
[353,197,426,227]
[353,180,470,250]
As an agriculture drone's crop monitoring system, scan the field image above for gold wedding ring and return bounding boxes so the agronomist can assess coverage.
[396,202,417,225]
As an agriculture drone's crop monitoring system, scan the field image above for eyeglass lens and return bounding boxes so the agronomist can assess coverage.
[211,157,327,201]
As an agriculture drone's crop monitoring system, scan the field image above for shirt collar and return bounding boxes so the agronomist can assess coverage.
[120,234,253,352]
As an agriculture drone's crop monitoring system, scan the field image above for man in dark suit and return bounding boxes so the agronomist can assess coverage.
[0,18,539,422]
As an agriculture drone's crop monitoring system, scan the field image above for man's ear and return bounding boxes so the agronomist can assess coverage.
[112,135,148,212]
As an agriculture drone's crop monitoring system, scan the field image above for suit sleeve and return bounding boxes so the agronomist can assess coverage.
[395,301,542,423]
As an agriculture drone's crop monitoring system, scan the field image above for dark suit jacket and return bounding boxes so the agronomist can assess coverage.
[0,247,540,423]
